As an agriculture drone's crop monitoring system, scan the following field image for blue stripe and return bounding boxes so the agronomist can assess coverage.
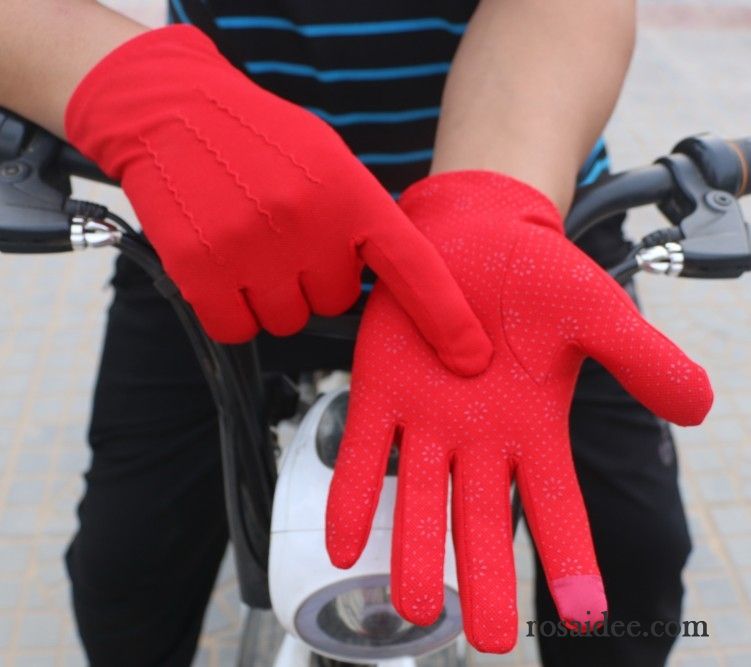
[578,156,611,186]
[581,136,606,174]
[244,61,451,82]
[357,149,433,165]
[170,0,190,24]
[216,16,467,36]
[307,106,440,126]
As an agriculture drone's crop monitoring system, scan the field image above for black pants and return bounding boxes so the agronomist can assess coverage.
[65,253,691,667]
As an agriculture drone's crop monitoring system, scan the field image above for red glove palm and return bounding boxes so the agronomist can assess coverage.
[64,26,491,376]
[326,172,712,652]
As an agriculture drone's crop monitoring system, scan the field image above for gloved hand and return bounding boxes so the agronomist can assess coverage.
[326,171,713,652]
[64,25,491,376]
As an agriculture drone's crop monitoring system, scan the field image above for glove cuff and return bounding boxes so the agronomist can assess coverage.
[64,24,230,178]
[399,170,564,234]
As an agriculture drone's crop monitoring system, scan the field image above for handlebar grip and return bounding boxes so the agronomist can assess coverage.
[727,138,751,197]
[57,145,113,185]
[673,133,751,197]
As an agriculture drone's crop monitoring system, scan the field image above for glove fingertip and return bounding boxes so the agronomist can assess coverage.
[437,329,494,377]
[189,294,261,343]
[204,326,259,345]
[326,544,360,570]
[657,363,714,427]
[397,607,442,628]
[550,574,607,633]
[325,503,368,569]
[465,629,517,654]
[324,518,360,568]
[674,367,714,426]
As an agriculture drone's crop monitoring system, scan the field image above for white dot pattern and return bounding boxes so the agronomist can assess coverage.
[326,171,713,653]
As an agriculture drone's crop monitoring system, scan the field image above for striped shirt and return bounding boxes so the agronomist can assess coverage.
[168,0,622,262]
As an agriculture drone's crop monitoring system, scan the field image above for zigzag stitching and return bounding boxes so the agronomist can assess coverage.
[176,114,281,234]
[139,136,235,280]
[198,88,323,184]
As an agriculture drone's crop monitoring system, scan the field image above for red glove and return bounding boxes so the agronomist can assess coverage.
[64,26,491,376]
[326,172,713,652]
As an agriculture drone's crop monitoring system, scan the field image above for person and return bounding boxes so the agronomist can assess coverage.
[0,1,701,665]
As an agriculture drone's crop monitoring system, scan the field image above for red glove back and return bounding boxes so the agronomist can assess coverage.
[326,172,712,652]
[64,26,491,376]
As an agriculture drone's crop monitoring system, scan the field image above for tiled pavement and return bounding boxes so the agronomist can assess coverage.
[2,1,751,665]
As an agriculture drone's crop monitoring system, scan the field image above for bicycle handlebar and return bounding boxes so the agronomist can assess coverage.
[730,137,751,196]
[58,145,111,185]
[674,134,751,198]
[3,107,751,281]
[566,163,675,241]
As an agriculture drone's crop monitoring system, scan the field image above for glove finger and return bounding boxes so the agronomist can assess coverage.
[357,218,492,377]
[580,278,712,426]
[451,445,517,653]
[326,391,397,569]
[300,262,363,316]
[245,282,310,337]
[390,428,449,626]
[185,283,260,343]
[515,440,606,631]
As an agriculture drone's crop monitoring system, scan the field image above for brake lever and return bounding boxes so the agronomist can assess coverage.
[0,123,122,253]
[0,128,73,253]
[635,154,751,279]
[678,190,751,278]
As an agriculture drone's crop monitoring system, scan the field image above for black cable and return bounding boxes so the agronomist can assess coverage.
[105,210,139,238]
[117,233,275,579]
[608,246,642,284]
[64,198,141,237]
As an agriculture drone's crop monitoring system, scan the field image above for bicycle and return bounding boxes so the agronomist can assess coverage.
[1,107,750,666]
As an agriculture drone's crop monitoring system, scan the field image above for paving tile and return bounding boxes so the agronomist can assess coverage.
[17,612,61,649]
[0,581,22,610]
[6,479,46,506]
[709,505,751,536]
[203,602,234,635]
[693,576,741,608]
[60,649,87,667]
[23,582,52,610]
[0,614,11,649]
[34,539,68,562]
[673,656,722,667]
[12,654,56,667]
[55,450,90,474]
[18,425,60,448]
[703,610,751,648]
[218,644,240,665]
[687,541,725,572]
[0,508,39,537]
[13,450,50,475]
[192,647,211,667]
[726,653,751,667]
[0,399,25,420]
[0,544,31,575]
[696,474,736,502]
[683,448,726,472]
[726,537,751,568]
[738,569,751,604]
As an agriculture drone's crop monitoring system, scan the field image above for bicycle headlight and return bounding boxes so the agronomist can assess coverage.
[294,575,461,661]
[269,388,461,663]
